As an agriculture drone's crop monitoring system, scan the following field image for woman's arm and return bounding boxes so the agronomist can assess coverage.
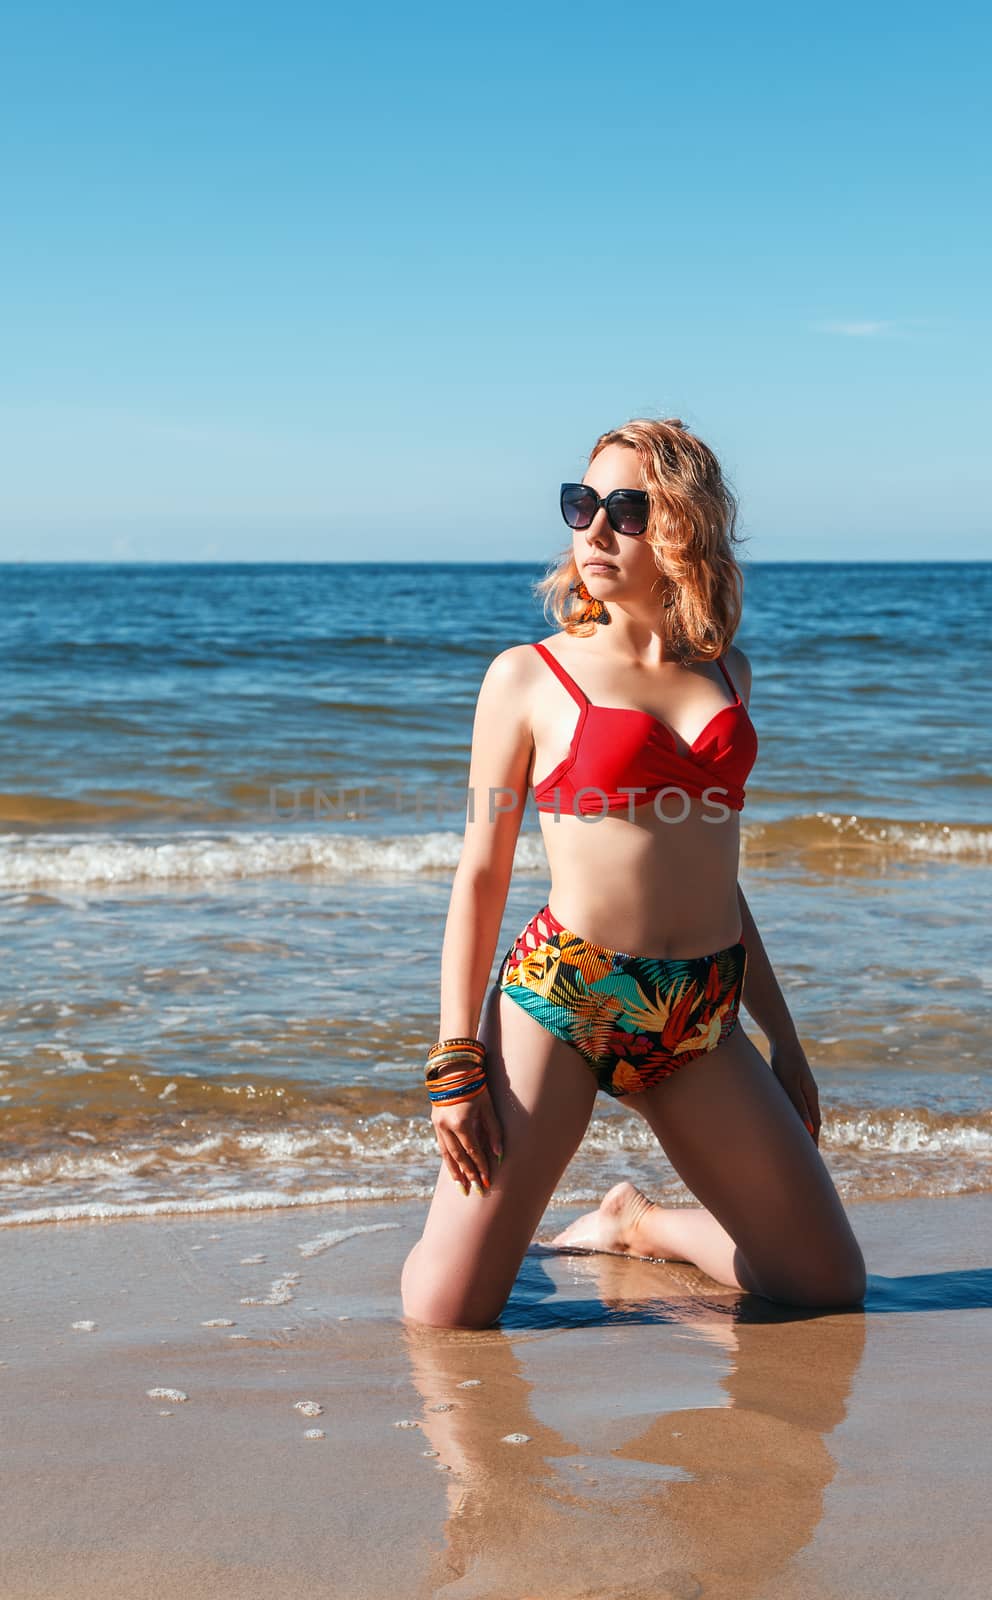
[728,646,820,1140]
[737,882,821,1140]
[429,646,535,1192]
[437,646,535,1039]
[736,883,800,1048]
[728,646,795,1041]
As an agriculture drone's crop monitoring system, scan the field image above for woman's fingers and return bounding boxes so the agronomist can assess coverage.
[775,1063,820,1144]
[771,1043,822,1145]
[801,1069,822,1142]
[480,1104,504,1164]
[798,1101,817,1140]
[437,1131,470,1195]
[783,1082,815,1140]
[436,1120,486,1192]
[433,1115,494,1191]
[456,1130,489,1190]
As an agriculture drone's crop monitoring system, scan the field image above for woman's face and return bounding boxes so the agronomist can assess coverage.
[573,443,661,605]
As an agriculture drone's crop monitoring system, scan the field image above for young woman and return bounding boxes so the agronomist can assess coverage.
[401,417,867,1330]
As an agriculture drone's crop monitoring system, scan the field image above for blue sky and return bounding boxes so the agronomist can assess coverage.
[1,0,988,562]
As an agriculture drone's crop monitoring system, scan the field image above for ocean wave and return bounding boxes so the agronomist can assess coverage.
[0,809,988,888]
[2,1100,987,1196]
[827,1109,992,1155]
[2,1159,990,1227]
[0,828,549,887]
[1,1089,990,1224]
[0,1184,418,1228]
[745,811,991,864]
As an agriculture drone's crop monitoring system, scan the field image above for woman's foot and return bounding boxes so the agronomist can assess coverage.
[548,1180,666,1259]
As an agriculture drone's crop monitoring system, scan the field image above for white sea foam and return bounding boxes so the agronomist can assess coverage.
[0,829,549,888]
[829,1113,992,1154]
[757,812,992,862]
[0,1183,414,1227]
[3,1106,990,1222]
[3,813,986,889]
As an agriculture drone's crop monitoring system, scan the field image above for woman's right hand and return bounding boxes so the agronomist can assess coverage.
[432,1087,503,1195]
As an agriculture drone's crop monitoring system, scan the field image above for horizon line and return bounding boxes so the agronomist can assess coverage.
[1,557,989,569]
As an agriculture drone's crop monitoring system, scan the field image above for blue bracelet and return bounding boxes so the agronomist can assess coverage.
[428,1073,486,1104]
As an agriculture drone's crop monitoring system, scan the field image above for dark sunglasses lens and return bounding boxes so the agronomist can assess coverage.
[609,493,649,535]
[561,484,597,529]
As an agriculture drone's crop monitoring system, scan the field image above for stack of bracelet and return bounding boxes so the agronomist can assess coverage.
[425,1037,488,1106]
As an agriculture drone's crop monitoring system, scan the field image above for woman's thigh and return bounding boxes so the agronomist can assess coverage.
[629,1022,866,1304]
[401,982,599,1329]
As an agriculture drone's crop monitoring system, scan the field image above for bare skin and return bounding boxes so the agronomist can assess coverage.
[401,440,867,1328]
[402,983,599,1330]
[547,1014,864,1305]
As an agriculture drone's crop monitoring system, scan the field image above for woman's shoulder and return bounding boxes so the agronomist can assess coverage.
[471,643,554,745]
[478,636,577,710]
[478,639,549,690]
[725,642,753,705]
[488,634,565,667]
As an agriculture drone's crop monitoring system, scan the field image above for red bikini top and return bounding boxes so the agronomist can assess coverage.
[530,641,758,815]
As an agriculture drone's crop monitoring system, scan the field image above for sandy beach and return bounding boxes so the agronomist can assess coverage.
[3,1191,991,1600]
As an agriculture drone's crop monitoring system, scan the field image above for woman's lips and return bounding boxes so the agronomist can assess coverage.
[585,562,618,573]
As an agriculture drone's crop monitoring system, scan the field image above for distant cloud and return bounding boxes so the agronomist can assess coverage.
[810,319,897,337]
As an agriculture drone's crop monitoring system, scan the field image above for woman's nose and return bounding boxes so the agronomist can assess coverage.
[586,510,613,542]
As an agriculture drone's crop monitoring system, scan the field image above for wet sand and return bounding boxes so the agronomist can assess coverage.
[2,1193,991,1600]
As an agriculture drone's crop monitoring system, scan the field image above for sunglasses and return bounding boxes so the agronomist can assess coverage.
[560,482,650,537]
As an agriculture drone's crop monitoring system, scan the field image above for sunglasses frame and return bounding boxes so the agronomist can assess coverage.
[559,482,651,537]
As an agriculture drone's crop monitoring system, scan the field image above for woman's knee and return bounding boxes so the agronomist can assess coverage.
[749,1240,867,1310]
[400,1239,506,1330]
[816,1247,868,1308]
[806,1225,868,1307]
[779,1271,866,1310]
[402,1294,501,1331]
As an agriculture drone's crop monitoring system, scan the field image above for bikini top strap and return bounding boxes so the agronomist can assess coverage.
[532,642,588,709]
[716,654,742,705]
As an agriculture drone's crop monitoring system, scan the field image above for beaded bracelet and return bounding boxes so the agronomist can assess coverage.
[427,1037,485,1059]
[425,1038,486,1081]
[426,1051,484,1073]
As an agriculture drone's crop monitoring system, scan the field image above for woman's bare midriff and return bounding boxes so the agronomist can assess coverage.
[535,804,743,958]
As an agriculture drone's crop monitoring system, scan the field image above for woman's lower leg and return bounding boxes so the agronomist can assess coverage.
[550,1180,751,1291]
[629,1193,749,1288]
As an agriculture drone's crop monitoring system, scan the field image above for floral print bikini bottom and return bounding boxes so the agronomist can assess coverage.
[497,902,747,1100]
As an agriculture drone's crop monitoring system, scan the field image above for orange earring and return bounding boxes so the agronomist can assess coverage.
[568,577,611,627]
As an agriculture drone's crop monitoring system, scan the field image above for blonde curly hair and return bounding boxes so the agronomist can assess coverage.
[534,417,748,662]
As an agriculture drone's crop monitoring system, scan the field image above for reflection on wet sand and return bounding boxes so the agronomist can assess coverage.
[402,1247,866,1600]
